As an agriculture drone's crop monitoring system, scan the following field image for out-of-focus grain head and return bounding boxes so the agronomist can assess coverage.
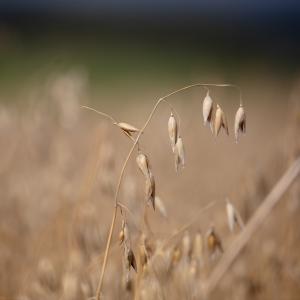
[171,244,182,268]
[37,258,58,292]
[126,246,137,272]
[119,220,125,245]
[192,230,204,263]
[182,231,192,261]
[202,90,214,131]
[174,136,185,172]
[168,112,178,152]
[136,153,150,179]
[206,226,223,259]
[62,271,83,300]
[139,234,149,273]
[214,104,229,136]
[226,198,245,232]
[226,199,236,233]
[145,170,156,210]
[234,105,246,143]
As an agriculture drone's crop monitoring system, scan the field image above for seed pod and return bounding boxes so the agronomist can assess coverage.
[136,153,150,179]
[192,230,204,261]
[171,245,182,267]
[226,199,244,232]
[139,243,148,272]
[214,104,229,136]
[202,91,214,127]
[119,228,125,245]
[127,248,137,272]
[234,105,246,143]
[182,231,191,260]
[168,112,178,152]
[145,170,155,210]
[206,226,223,257]
[139,234,149,272]
[119,220,126,244]
[226,200,235,233]
[115,122,140,136]
[174,136,185,172]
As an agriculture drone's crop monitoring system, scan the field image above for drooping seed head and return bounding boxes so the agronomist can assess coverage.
[136,153,150,179]
[127,248,137,272]
[234,105,246,143]
[145,170,155,210]
[226,198,244,232]
[119,228,125,245]
[226,200,236,232]
[214,104,229,136]
[182,231,191,260]
[192,230,204,262]
[139,234,149,272]
[168,112,178,152]
[115,122,140,137]
[202,91,214,127]
[171,245,182,267]
[174,136,185,172]
[206,226,223,257]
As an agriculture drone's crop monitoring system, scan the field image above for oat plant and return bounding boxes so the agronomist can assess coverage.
[82,82,245,300]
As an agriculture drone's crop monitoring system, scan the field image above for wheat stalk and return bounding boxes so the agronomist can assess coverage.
[203,156,300,296]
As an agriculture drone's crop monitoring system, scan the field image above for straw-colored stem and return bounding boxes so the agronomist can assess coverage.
[81,105,117,123]
[204,156,300,296]
[95,82,242,299]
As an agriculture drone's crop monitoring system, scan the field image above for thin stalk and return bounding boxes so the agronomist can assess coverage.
[96,98,164,299]
[95,83,242,299]
[81,105,117,123]
[204,157,300,296]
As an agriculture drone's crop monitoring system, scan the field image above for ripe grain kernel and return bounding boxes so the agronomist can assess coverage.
[215,104,229,136]
[168,112,178,152]
[234,105,246,142]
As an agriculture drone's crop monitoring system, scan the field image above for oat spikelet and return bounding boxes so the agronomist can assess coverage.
[171,245,182,268]
[115,122,140,136]
[214,104,229,136]
[168,112,178,152]
[174,136,185,172]
[206,226,223,258]
[139,234,149,272]
[202,91,214,130]
[226,199,245,232]
[127,247,137,272]
[145,170,155,210]
[119,220,126,244]
[234,105,246,143]
[182,231,192,262]
[192,230,204,262]
[136,153,150,179]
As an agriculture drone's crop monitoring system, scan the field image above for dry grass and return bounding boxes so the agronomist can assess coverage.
[0,71,299,300]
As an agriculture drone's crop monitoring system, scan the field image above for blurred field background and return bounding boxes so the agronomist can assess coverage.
[0,1,300,299]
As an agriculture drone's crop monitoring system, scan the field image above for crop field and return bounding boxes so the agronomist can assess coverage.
[0,61,299,300]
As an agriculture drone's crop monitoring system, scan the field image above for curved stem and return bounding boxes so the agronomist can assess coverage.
[81,105,137,143]
[96,98,164,299]
[81,105,117,123]
[95,82,241,299]
[161,83,243,106]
